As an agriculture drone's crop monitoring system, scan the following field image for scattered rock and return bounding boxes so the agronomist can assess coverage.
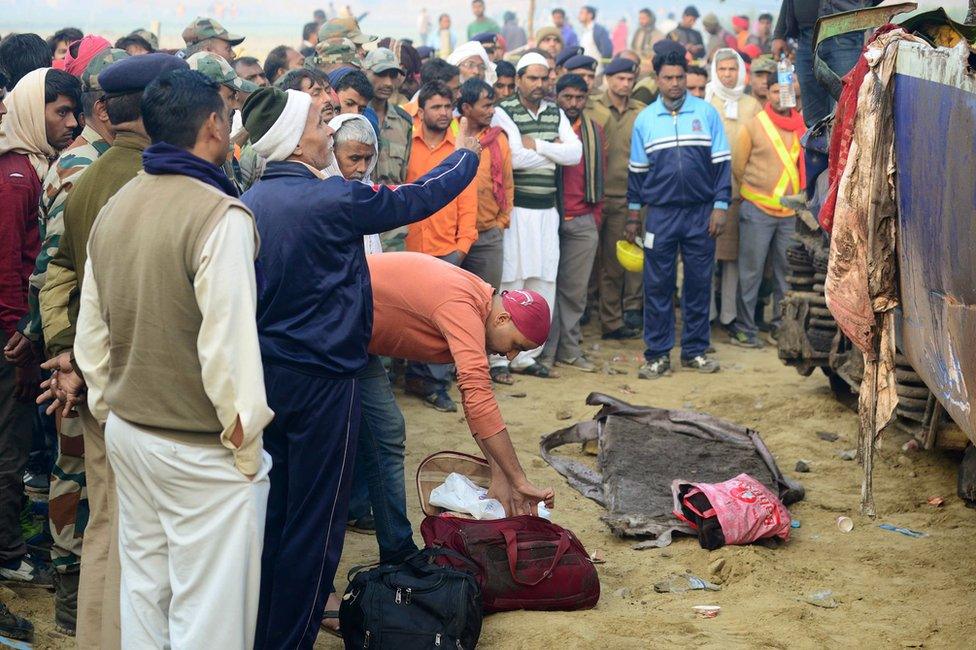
[838,449,857,461]
[509,391,527,398]
[618,384,637,395]
[590,343,602,352]
[795,460,811,473]
[909,471,917,478]
[555,408,573,421]
[803,590,839,609]
[613,587,632,598]
[708,558,726,576]
[590,550,606,564]
[817,431,840,442]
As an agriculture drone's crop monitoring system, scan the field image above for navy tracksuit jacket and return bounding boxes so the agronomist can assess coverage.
[627,94,732,360]
[243,150,478,649]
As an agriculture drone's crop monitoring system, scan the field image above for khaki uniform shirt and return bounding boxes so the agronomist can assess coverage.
[586,92,646,197]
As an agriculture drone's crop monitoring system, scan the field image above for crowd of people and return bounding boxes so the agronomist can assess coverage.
[0,1,867,647]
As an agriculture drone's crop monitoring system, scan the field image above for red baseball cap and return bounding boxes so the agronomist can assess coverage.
[501,290,551,347]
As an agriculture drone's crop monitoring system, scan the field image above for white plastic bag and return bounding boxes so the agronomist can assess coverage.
[428,473,552,520]
[429,473,505,520]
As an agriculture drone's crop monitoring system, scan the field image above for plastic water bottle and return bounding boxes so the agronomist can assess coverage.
[777,53,796,108]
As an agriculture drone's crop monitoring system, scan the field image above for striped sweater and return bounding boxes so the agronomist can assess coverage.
[497,96,562,210]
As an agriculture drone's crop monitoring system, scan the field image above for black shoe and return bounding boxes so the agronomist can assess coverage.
[0,601,33,642]
[53,569,79,636]
[623,310,642,331]
[602,326,638,340]
[424,390,458,413]
[346,515,377,535]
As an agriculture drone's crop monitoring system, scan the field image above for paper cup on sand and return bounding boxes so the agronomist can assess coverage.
[836,516,854,532]
[693,605,721,619]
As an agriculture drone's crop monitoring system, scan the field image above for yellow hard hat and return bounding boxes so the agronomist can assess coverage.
[616,240,644,273]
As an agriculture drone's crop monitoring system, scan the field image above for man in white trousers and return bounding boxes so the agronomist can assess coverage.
[74,69,273,648]
[489,52,581,381]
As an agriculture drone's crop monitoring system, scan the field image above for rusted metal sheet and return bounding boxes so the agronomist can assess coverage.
[893,41,976,445]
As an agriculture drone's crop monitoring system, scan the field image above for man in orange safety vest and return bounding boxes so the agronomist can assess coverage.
[730,80,806,348]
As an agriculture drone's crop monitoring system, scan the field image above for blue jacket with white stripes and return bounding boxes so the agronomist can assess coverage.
[626,94,732,211]
[243,150,478,378]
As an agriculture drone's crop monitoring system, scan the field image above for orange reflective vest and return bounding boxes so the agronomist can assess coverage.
[739,111,801,217]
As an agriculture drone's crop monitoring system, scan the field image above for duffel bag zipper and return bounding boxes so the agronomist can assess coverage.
[395,588,401,604]
[435,633,441,646]
[363,630,371,648]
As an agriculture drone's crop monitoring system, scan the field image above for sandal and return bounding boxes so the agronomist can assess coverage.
[511,362,557,378]
[320,610,342,638]
[490,366,515,385]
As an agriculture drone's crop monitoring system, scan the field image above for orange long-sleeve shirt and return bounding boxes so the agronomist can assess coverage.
[405,122,479,256]
[367,252,505,439]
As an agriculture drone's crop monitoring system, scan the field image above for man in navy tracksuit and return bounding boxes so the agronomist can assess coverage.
[239,87,480,649]
[625,42,731,379]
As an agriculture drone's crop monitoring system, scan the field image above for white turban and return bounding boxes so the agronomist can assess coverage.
[448,40,497,84]
[250,90,313,162]
[515,52,549,73]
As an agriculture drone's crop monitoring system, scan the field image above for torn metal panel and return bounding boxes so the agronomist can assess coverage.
[893,41,976,445]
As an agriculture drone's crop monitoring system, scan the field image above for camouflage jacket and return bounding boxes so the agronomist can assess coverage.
[373,102,413,185]
[24,126,109,341]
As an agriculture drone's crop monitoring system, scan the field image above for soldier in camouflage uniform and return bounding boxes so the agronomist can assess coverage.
[317,16,378,56]
[362,48,414,251]
[307,38,363,74]
[29,47,128,636]
[186,52,259,190]
[181,16,245,62]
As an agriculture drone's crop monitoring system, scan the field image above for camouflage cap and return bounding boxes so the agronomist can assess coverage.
[751,54,777,74]
[318,17,377,45]
[363,48,403,75]
[129,28,159,51]
[81,48,130,93]
[182,16,245,46]
[312,38,363,67]
[186,52,259,93]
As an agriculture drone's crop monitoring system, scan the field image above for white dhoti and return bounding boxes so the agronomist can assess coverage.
[493,206,560,370]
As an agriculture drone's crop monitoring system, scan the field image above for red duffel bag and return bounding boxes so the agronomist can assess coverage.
[416,451,600,613]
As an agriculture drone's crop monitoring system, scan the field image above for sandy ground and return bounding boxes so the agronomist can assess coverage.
[6,323,975,649]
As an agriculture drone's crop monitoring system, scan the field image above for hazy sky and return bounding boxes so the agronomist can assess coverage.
[1,0,966,52]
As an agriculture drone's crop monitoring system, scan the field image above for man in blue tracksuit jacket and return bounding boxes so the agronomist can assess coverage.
[239,87,480,649]
[625,43,731,379]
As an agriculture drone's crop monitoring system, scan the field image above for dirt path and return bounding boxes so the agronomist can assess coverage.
[8,327,974,648]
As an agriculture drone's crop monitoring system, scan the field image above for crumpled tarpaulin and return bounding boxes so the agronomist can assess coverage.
[539,394,804,549]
